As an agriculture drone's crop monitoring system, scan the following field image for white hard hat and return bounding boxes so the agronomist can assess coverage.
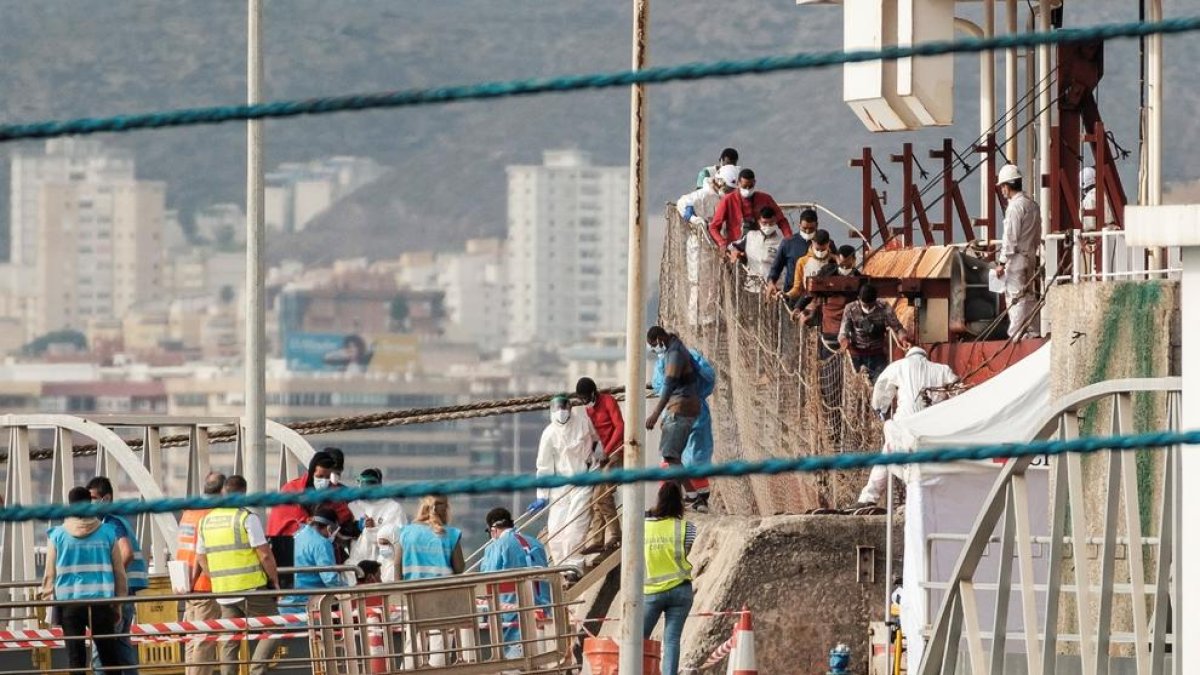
[1080,166,1096,190]
[716,164,741,188]
[996,164,1022,186]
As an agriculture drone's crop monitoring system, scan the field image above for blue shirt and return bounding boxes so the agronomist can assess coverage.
[768,235,812,293]
[104,514,148,592]
[48,521,121,600]
[283,524,345,609]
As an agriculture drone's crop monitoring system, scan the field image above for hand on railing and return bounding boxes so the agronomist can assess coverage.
[526,498,549,514]
[725,249,744,265]
[790,307,814,323]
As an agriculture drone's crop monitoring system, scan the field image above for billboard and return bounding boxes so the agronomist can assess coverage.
[284,333,418,374]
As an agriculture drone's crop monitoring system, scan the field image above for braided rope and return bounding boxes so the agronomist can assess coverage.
[0,426,1193,523]
[0,18,1195,143]
[5,386,643,462]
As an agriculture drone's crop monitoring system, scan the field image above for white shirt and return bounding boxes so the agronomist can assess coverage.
[196,511,267,605]
[737,229,784,280]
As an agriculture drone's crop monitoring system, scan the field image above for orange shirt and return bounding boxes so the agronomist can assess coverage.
[177,508,212,592]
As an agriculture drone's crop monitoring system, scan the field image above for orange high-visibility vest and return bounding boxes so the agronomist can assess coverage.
[176,508,212,592]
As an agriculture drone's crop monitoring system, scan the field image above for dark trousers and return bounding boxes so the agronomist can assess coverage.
[269,535,295,588]
[851,352,889,383]
[62,603,123,675]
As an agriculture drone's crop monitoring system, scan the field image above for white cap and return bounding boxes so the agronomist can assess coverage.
[1080,166,1096,190]
[716,164,741,188]
[906,346,928,359]
[996,164,1022,186]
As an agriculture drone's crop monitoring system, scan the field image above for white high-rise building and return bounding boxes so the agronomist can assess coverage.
[505,150,629,346]
[439,238,507,348]
[10,140,164,339]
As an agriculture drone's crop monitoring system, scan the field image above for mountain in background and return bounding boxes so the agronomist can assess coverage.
[0,0,1195,265]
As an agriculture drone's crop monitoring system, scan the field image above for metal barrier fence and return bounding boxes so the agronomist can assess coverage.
[0,567,575,674]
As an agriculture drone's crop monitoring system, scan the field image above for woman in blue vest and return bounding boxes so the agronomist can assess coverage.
[395,495,464,581]
[643,481,696,675]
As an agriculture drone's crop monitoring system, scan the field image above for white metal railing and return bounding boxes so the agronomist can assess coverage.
[919,377,1180,675]
[1045,229,1182,284]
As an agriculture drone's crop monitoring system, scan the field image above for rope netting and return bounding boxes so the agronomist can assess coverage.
[658,205,882,514]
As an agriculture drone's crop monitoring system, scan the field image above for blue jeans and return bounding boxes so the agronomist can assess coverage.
[93,601,139,675]
[643,582,694,675]
[659,412,696,463]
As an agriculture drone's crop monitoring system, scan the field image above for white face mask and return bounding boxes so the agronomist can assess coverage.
[650,343,667,355]
[761,225,777,236]
[378,544,395,560]
[739,187,755,198]
[552,409,570,424]
[330,472,342,486]
[313,477,332,490]
[813,248,829,259]
[799,230,815,241]
[837,267,855,276]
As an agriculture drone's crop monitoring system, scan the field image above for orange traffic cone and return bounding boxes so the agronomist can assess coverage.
[725,610,757,675]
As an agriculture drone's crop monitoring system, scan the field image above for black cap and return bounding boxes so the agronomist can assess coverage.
[486,507,514,529]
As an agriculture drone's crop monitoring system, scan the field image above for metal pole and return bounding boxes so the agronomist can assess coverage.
[620,0,650,671]
[1181,244,1199,675]
[1004,0,1019,162]
[1147,0,1165,270]
[884,473,895,675]
[512,413,521,515]
[1036,0,1051,336]
[244,0,267,498]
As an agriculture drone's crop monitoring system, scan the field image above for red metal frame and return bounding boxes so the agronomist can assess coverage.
[849,147,889,247]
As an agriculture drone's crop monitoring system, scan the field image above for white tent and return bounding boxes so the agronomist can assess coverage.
[883,343,1053,672]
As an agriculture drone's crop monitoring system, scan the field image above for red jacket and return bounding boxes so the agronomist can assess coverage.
[266,473,355,537]
[708,190,792,249]
[584,393,625,456]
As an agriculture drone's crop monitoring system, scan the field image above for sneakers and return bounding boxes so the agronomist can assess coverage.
[691,494,710,514]
[846,501,878,511]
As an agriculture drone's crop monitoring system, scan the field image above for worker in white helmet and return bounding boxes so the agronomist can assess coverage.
[849,346,958,509]
[993,164,1042,339]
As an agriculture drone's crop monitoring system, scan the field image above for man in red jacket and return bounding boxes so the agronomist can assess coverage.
[266,450,354,587]
[708,168,792,250]
[576,377,624,554]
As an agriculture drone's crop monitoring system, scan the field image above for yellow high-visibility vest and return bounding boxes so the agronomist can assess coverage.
[200,508,267,594]
[643,517,692,595]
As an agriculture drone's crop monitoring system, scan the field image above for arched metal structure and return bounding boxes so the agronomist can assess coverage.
[0,414,317,630]
[919,377,1181,675]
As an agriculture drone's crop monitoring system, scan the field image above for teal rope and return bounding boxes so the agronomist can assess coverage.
[2,426,1196,523]
[0,17,1196,143]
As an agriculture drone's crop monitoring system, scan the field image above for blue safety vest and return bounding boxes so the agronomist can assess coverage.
[398,523,461,580]
[49,522,121,600]
[106,515,148,591]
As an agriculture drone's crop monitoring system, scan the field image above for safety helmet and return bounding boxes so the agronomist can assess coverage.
[996,164,1022,186]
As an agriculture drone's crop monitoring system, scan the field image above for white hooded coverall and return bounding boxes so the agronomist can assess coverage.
[536,412,600,569]
[999,191,1042,338]
[676,180,723,325]
[857,348,957,504]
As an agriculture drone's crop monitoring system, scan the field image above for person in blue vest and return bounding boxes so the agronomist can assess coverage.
[87,476,145,675]
[281,508,347,611]
[652,345,717,513]
[643,481,696,675]
[41,486,130,675]
[479,507,550,659]
[395,495,464,581]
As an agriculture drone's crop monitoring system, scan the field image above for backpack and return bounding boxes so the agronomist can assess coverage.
[689,349,716,399]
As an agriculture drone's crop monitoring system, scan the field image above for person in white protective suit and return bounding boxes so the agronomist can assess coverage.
[346,468,409,583]
[526,394,601,575]
[993,164,1042,339]
[675,165,738,325]
[849,347,957,509]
